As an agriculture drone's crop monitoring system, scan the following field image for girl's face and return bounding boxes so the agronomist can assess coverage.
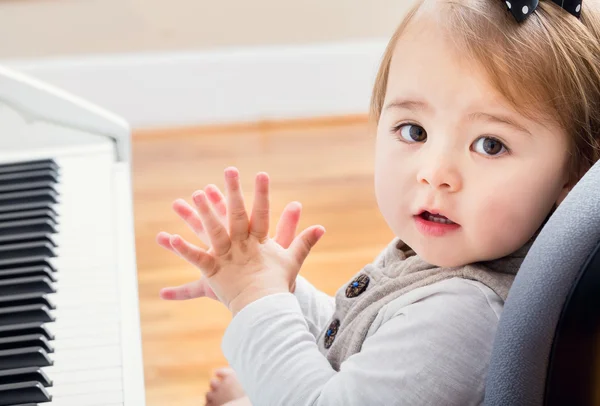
[375,18,573,267]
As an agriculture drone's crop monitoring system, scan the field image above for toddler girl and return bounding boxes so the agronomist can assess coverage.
[157,0,600,404]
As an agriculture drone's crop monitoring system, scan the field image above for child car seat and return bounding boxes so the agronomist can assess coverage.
[484,159,600,405]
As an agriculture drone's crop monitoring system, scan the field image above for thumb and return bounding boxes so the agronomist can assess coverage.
[289,225,326,265]
[159,278,218,301]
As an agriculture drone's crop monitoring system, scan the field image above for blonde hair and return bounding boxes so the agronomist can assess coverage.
[370,0,600,185]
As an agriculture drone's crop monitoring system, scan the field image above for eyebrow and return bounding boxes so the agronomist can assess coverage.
[468,112,533,137]
[384,98,533,137]
[384,99,430,113]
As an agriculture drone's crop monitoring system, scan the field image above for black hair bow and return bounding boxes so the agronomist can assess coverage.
[504,0,582,22]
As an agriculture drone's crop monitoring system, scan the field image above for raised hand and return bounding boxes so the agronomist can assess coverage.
[156,167,325,315]
[157,185,303,301]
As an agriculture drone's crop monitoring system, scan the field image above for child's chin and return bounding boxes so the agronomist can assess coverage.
[413,247,470,268]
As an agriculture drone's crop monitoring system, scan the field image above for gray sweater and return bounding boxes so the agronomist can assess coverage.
[221,237,535,405]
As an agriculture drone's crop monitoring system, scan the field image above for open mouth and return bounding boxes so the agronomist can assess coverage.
[417,211,458,225]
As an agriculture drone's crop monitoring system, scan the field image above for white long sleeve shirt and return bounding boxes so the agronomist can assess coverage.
[221,275,504,406]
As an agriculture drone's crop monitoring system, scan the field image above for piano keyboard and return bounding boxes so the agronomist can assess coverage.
[0,62,145,406]
[0,152,142,406]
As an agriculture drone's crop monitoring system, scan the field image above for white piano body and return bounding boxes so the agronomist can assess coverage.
[0,65,146,405]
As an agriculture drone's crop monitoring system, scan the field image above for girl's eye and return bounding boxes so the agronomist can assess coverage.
[473,136,507,156]
[397,124,427,142]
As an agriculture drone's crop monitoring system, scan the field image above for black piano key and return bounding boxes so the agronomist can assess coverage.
[0,188,58,203]
[0,183,58,196]
[8,404,43,406]
[0,260,56,275]
[0,276,55,297]
[0,264,57,282]
[0,323,54,341]
[0,167,58,178]
[0,347,53,371]
[0,159,58,175]
[0,217,57,231]
[0,208,58,223]
[0,181,56,194]
[0,239,56,266]
[0,170,59,194]
[0,200,54,214]
[0,236,57,250]
[0,220,57,245]
[0,381,51,405]
[0,304,54,327]
[0,237,56,255]
[0,334,53,353]
[8,404,41,406]
[0,189,58,214]
[0,256,54,270]
[0,294,55,310]
[0,171,58,182]
[0,367,52,387]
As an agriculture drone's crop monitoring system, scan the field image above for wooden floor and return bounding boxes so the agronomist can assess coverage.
[132,116,395,406]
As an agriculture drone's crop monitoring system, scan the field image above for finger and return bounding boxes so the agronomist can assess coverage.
[159,279,217,301]
[224,167,249,241]
[274,201,302,248]
[289,225,326,265]
[172,199,210,246]
[249,172,270,241]
[214,368,234,379]
[158,231,193,260]
[205,184,227,221]
[170,234,216,273]
[192,190,231,255]
[157,231,178,254]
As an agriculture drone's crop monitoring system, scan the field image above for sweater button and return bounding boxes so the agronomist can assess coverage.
[324,319,340,349]
[345,274,370,298]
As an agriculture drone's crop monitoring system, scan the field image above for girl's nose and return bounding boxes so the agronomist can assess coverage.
[416,152,462,193]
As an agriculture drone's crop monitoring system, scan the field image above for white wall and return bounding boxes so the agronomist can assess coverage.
[0,0,415,129]
[0,0,411,58]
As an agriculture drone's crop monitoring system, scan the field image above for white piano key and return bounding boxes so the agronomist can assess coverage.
[50,258,116,271]
[51,269,117,282]
[51,329,120,350]
[49,366,122,384]
[49,378,122,396]
[47,317,121,331]
[52,284,119,297]
[51,292,119,308]
[51,297,119,310]
[49,345,121,369]
[49,303,120,320]
[47,323,120,340]
[49,303,119,319]
[86,404,123,406]
[53,278,119,289]
[49,390,123,406]
[55,346,121,362]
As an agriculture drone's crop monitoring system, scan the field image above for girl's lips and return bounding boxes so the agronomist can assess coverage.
[416,208,457,225]
[414,215,461,237]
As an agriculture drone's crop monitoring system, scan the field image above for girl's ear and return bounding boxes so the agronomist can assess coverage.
[556,165,587,206]
[555,184,571,206]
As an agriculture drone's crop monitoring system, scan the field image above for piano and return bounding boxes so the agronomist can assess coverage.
[0,64,146,405]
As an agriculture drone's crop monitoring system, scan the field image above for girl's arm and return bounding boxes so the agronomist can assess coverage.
[292,274,336,339]
[222,277,502,406]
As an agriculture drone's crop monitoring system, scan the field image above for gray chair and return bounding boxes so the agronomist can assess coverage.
[484,159,600,405]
